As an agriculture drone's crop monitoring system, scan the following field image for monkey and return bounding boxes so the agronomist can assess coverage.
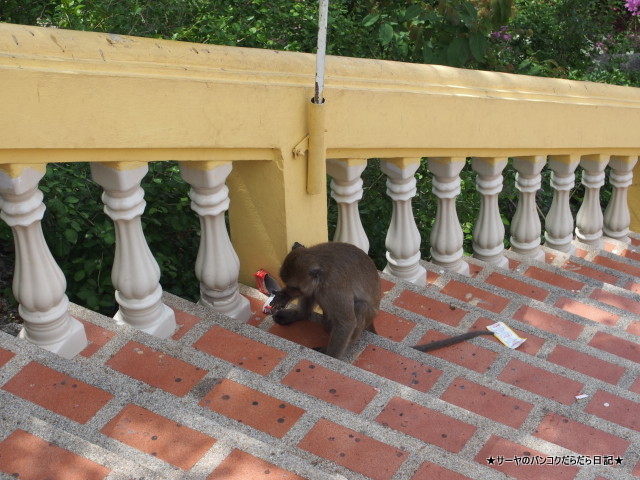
[271,242,495,360]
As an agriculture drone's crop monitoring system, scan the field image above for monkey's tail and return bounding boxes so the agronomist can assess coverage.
[413,330,495,352]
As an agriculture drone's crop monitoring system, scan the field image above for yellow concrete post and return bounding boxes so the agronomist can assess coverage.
[227,155,328,286]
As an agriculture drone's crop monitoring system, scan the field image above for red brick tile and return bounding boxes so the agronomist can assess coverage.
[634,461,640,478]
[282,360,377,414]
[207,449,305,480]
[375,397,477,453]
[590,288,640,315]
[246,296,269,327]
[547,345,625,385]
[555,297,620,326]
[469,263,483,277]
[411,461,471,480]
[561,260,619,285]
[631,236,640,247]
[426,270,441,284]
[626,280,640,294]
[622,248,640,262]
[524,266,585,292]
[475,435,579,480]
[575,248,589,258]
[415,330,498,373]
[380,278,395,297]
[585,390,640,432]
[593,255,640,278]
[0,347,15,367]
[508,258,521,270]
[630,375,640,394]
[352,345,442,393]
[544,251,556,263]
[2,362,113,424]
[199,379,304,438]
[513,306,584,340]
[106,341,206,397]
[628,321,640,336]
[498,359,584,405]
[603,241,617,253]
[0,430,110,480]
[394,290,467,326]
[101,404,216,470]
[441,377,533,429]
[194,326,286,375]
[486,272,549,302]
[374,310,415,342]
[298,418,407,480]
[78,319,116,357]
[533,412,629,456]
[471,317,545,356]
[441,280,509,314]
[171,308,201,340]
[268,319,329,350]
[588,331,640,363]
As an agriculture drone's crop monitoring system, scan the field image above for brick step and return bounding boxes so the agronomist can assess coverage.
[0,247,639,479]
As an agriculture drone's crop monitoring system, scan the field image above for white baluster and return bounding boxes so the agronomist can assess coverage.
[380,158,426,286]
[91,162,176,338]
[326,158,369,252]
[575,154,609,247]
[0,164,87,358]
[510,156,546,261]
[180,161,250,321]
[471,157,509,268]
[544,155,580,254]
[604,155,638,243]
[427,157,469,275]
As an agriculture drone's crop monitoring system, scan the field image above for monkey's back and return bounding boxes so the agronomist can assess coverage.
[304,242,381,307]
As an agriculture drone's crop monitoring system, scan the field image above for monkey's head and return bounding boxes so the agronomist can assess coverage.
[279,242,322,298]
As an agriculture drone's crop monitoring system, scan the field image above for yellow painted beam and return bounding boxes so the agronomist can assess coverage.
[1,23,640,164]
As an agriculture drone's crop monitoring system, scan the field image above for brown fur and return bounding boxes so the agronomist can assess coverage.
[272,242,493,359]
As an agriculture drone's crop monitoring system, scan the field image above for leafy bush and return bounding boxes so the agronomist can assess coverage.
[0,0,630,315]
[0,162,200,314]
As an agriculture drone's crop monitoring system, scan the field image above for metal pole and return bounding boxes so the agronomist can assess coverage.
[314,0,329,104]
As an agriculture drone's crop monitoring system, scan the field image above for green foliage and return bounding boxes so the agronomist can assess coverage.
[485,0,640,84]
[356,0,514,67]
[0,163,200,314]
[0,0,631,314]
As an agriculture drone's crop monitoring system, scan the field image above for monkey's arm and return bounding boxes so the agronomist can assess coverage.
[272,293,315,325]
[269,289,295,313]
[413,330,494,352]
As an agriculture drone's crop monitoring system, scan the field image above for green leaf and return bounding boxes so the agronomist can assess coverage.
[379,23,394,46]
[469,32,487,62]
[401,5,423,22]
[446,37,468,66]
[362,13,380,27]
[64,228,78,244]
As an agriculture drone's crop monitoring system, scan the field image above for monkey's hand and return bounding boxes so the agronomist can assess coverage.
[269,289,293,315]
[272,308,304,325]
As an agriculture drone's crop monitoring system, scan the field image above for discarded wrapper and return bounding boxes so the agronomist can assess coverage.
[255,269,281,314]
[262,294,277,315]
[486,321,526,349]
[255,269,281,295]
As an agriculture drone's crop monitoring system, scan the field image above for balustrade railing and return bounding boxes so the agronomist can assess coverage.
[1,23,639,358]
[327,154,638,278]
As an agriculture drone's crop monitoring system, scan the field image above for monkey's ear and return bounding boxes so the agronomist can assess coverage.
[292,242,306,250]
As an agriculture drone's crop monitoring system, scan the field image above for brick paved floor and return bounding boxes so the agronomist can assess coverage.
[0,238,638,480]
